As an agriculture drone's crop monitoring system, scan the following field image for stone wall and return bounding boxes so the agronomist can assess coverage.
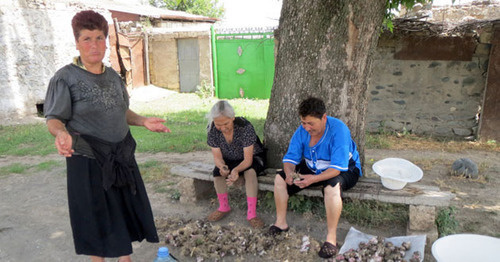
[366,28,492,138]
[0,0,213,124]
[431,1,500,23]
[0,1,111,123]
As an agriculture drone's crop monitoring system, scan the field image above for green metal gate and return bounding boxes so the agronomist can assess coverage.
[211,27,275,99]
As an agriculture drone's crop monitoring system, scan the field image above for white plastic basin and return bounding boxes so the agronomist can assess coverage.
[432,234,500,262]
[372,158,423,190]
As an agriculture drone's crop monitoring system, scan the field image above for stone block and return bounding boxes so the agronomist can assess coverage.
[434,126,451,135]
[408,205,439,260]
[409,205,436,231]
[474,43,491,56]
[386,120,404,130]
[407,223,439,261]
[452,127,472,136]
[479,28,493,44]
[178,177,215,203]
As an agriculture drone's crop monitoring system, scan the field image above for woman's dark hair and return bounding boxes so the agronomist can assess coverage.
[71,10,108,40]
[299,97,326,119]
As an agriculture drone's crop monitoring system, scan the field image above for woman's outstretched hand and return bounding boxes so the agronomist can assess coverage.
[144,117,171,133]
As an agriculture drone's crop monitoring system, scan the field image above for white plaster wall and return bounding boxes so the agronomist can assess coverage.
[0,1,111,123]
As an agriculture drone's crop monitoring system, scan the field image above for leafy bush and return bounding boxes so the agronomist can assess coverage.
[195,81,215,99]
[436,206,459,237]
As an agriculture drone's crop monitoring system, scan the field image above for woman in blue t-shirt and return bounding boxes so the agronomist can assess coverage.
[206,100,266,229]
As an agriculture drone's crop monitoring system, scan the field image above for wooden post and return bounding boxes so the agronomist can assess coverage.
[479,24,500,141]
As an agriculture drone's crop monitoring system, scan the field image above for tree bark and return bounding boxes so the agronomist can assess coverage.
[264,0,386,168]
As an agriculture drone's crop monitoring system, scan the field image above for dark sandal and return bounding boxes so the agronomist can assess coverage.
[267,225,289,236]
[207,210,230,222]
[318,241,338,258]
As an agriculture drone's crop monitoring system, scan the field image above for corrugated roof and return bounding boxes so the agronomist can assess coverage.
[55,0,218,22]
[102,2,218,22]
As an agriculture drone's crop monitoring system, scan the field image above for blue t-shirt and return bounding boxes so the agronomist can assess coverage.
[283,116,362,176]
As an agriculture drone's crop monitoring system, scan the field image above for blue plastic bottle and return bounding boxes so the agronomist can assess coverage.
[153,246,175,262]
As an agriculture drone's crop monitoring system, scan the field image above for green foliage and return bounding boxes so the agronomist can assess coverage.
[261,191,276,211]
[486,139,497,145]
[436,206,459,237]
[170,190,181,200]
[195,80,215,99]
[365,133,392,149]
[150,0,224,18]
[342,199,407,227]
[260,192,407,228]
[259,191,325,216]
[384,0,431,32]
[288,195,324,214]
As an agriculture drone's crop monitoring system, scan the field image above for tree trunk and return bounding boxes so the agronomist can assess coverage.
[264,0,386,168]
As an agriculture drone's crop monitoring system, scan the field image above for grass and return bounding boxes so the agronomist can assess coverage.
[36,160,63,171]
[138,160,169,183]
[0,91,496,155]
[342,199,408,227]
[0,160,63,176]
[0,163,31,175]
[138,160,181,198]
[366,132,499,152]
[0,93,269,155]
[0,124,55,156]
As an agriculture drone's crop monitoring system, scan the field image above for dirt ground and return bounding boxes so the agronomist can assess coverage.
[0,146,498,262]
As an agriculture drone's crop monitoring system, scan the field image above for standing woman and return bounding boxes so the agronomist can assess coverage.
[44,10,170,262]
[206,100,266,229]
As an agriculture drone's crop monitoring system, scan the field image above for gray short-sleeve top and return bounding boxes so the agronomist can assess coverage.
[44,64,130,153]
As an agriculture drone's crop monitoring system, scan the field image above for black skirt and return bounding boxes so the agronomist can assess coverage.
[66,155,159,257]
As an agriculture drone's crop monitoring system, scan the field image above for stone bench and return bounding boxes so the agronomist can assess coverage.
[170,161,455,244]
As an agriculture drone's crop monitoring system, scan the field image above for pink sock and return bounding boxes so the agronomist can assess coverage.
[217,193,231,212]
[247,196,257,220]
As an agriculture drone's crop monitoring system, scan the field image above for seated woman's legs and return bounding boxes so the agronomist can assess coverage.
[244,169,258,220]
[90,256,104,262]
[118,255,132,262]
[244,169,265,228]
[214,176,227,194]
[243,169,258,198]
[207,176,231,221]
[214,176,230,212]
